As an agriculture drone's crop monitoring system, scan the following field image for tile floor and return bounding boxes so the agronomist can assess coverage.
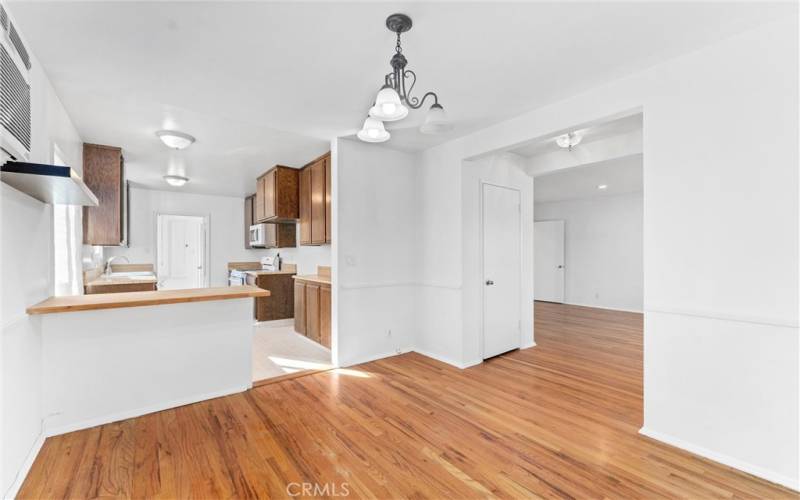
[252,321,332,381]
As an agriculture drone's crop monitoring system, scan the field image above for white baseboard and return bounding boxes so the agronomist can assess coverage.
[521,341,537,349]
[3,431,45,500]
[639,427,799,491]
[339,348,412,368]
[562,301,643,314]
[255,318,294,328]
[45,384,251,438]
[414,349,470,369]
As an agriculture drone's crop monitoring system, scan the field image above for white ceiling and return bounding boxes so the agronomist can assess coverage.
[534,154,642,204]
[7,1,789,197]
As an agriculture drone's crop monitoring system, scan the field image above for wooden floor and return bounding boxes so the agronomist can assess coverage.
[19,302,796,499]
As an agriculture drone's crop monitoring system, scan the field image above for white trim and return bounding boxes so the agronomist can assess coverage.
[645,306,798,329]
[561,301,643,314]
[520,340,537,349]
[154,211,211,289]
[3,432,45,500]
[338,348,412,368]
[338,281,462,290]
[254,318,294,328]
[44,384,251,437]
[639,427,799,492]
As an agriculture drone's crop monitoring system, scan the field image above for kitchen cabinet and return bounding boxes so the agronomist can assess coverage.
[244,194,255,249]
[305,283,320,342]
[83,143,126,246]
[292,266,331,348]
[320,286,331,347]
[294,280,306,334]
[246,271,295,321]
[255,165,299,223]
[299,167,311,245]
[299,152,331,246]
[263,223,296,248]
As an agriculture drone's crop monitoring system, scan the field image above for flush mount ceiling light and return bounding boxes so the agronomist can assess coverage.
[358,13,452,142]
[163,174,189,187]
[156,130,195,150]
[597,184,608,190]
[556,132,582,151]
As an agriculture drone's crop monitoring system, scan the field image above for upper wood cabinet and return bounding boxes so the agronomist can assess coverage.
[254,177,265,222]
[299,166,311,245]
[244,194,255,249]
[299,152,331,246]
[83,143,125,246]
[256,165,299,223]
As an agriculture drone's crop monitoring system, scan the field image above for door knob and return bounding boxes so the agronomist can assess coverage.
[485,280,494,286]
[557,265,563,269]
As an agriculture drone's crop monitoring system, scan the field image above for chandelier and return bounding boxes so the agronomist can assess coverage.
[358,14,452,143]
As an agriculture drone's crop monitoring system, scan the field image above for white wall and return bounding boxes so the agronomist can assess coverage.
[334,139,418,367]
[0,6,83,495]
[414,16,798,489]
[105,186,331,287]
[535,192,643,312]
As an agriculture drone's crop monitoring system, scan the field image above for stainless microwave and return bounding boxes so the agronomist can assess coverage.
[249,224,267,247]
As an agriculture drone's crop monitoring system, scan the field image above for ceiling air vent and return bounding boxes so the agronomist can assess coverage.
[0,43,31,154]
[0,5,7,31]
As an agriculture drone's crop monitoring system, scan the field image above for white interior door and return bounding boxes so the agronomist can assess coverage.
[534,220,565,303]
[157,214,206,290]
[482,183,521,359]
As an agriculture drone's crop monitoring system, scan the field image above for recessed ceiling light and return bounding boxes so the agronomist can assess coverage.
[597,184,608,190]
[156,130,195,150]
[164,175,189,187]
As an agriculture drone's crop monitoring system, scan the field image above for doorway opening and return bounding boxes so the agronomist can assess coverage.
[156,213,209,290]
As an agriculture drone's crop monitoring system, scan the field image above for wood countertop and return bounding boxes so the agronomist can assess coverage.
[245,270,297,276]
[292,274,331,286]
[27,286,269,315]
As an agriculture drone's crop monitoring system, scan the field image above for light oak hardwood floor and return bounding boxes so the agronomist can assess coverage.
[18,302,796,498]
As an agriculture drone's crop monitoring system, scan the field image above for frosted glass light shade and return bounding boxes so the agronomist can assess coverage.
[357,117,390,143]
[419,104,453,134]
[156,130,196,150]
[368,86,408,121]
[163,175,189,187]
[556,132,582,149]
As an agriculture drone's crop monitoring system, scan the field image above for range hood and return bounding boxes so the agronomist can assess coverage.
[1,161,98,206]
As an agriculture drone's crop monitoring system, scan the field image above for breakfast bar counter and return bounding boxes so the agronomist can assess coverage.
[29,285,265,437]
[28,285,268,314]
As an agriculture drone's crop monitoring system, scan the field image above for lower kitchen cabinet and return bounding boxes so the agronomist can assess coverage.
[246,272,295,321]
[293,272,331,348]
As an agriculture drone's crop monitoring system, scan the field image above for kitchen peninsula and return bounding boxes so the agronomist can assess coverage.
[26,285,267,436]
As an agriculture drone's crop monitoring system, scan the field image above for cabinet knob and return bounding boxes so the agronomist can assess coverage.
[485,280,494,286]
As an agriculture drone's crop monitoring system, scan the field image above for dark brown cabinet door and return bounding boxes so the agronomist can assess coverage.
[310,160,326,245]
[83,143,124,246]
[294,281,306,334]
[255,177,266,222]
[244,195,254,249]
[299,166,311,245]
[325,156,331,244]
[320,285,331,348]
[263,169,276,220]
[305,283,320,342]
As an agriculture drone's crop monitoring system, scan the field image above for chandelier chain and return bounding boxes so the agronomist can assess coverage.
[395,32,402,53]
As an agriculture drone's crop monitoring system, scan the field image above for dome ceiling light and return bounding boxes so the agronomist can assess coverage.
[163,174,189,187]
[556,132,582,151]
[358,13,452,142]
[156,130,196,150]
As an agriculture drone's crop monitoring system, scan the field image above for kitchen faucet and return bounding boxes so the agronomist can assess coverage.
[105,255,130,275]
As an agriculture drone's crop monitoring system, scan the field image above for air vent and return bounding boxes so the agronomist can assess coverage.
[0,44,31,151]
[0,5,7,31]
[8,23,30,70]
